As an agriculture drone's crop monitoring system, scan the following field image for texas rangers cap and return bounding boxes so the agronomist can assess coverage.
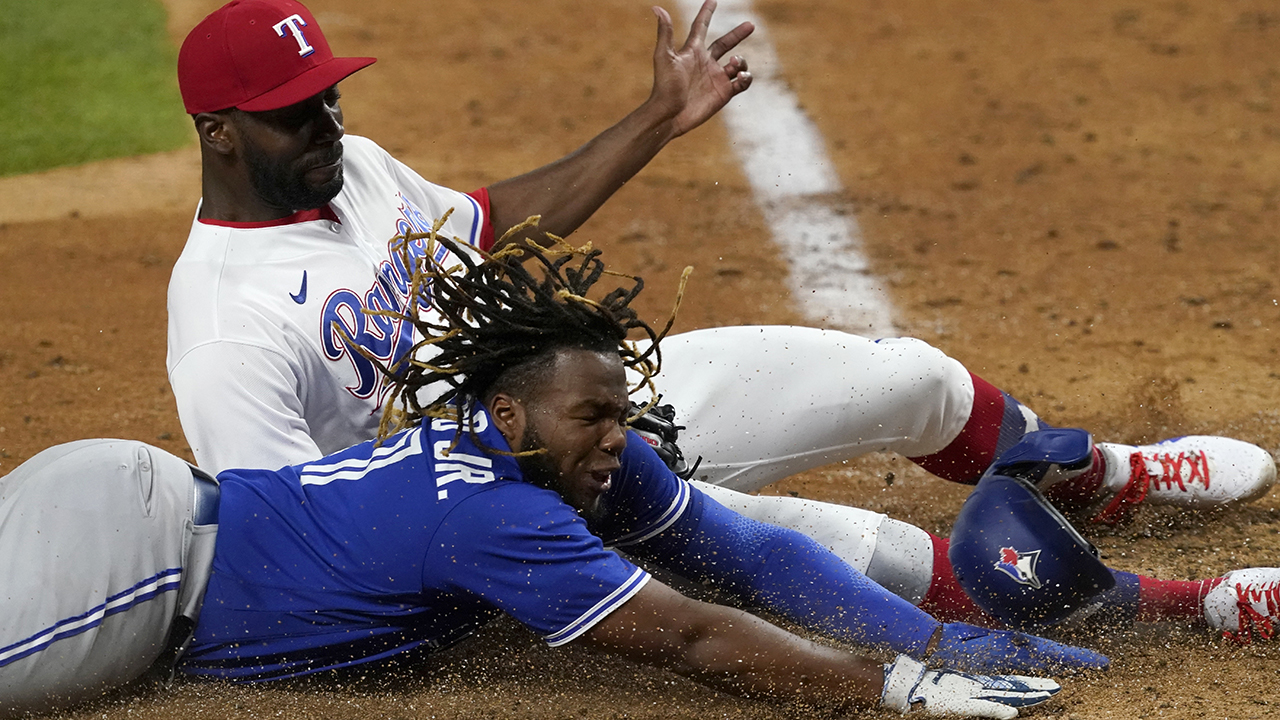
[178,0,375,114]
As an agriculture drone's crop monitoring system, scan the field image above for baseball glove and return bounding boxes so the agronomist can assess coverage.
[628,400,701,480]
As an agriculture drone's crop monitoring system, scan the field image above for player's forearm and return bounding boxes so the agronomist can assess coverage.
[674,604,885,708]
[586,582,883,709]
[738,530,942,654]
[485,99,678,245]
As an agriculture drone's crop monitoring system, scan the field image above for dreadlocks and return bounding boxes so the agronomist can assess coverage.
[360,214,689,450]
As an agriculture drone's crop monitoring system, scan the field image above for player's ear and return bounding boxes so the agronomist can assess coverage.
[193,112,237,156]
[487,392,526,449]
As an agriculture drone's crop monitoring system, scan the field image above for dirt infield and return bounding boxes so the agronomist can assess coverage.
[2,0,1278,717]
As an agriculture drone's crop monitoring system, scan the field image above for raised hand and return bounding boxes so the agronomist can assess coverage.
[647,0,754,138]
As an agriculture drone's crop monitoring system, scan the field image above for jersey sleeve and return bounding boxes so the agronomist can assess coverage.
[626,484,940,657]
[426,484,649,646]
[169,341,321,473]
[465,188,496,251]
[592,432,693,547]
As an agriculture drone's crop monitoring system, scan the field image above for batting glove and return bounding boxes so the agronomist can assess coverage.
[881,654,1060,719]
[929,622,1109,675]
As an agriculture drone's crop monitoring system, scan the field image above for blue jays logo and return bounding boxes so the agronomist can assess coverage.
[995,546,1043,589]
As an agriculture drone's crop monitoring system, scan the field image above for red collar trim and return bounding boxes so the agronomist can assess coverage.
[199,205,341,228]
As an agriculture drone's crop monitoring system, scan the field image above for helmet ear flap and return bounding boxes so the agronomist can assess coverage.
[948,428,1115,631]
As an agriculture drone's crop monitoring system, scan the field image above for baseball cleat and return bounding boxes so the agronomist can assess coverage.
[1091,436,1277,524]
[1202,568,1280,644]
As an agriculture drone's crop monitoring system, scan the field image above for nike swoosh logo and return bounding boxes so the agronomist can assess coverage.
[290,271,308,304]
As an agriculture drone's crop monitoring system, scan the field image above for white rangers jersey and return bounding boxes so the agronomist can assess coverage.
[167,135,490,474]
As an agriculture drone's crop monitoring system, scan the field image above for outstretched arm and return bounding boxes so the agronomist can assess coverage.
[584,579,884,708]
[623,484,1109,675]
[626,486,943,655]
[486,0,754,245]
[584,579,1063,718]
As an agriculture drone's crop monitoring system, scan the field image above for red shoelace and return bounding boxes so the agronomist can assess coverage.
[1092,449,1210,525]
[1223,580,1279,644]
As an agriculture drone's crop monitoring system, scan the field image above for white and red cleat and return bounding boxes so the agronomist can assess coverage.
[1092,437,1276,524]
[1203,568,1280,644]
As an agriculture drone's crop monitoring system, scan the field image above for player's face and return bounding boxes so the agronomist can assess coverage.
[235,85,346,212]
[516,349,630,519]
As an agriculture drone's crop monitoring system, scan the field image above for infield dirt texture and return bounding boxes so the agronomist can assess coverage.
[1,0,1278,717]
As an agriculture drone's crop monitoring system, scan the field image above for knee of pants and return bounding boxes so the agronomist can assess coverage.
[864,517,936,606]
[874,337,974,459]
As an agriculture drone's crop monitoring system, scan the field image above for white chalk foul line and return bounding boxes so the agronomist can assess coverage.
[675,0,897,336]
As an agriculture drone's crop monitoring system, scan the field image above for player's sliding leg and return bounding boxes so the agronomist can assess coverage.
[910,373,1276,521]
[655,326,1276,521]
[688,491,1278,643]
[651,326,974,490]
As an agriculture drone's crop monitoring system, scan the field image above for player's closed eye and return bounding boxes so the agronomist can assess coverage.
[575,409,623,428]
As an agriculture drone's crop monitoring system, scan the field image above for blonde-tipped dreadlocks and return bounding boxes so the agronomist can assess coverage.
[363,216,690,450]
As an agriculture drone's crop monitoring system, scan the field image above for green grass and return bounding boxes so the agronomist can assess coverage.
[0,0,191,177]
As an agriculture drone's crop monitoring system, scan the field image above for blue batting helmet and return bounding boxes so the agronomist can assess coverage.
[948,428,1115,631]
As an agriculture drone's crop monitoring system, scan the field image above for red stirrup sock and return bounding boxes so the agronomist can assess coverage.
[908,369,1110,511]
[918,535,996,625]
[910,373,1056,486]
[1093,570,1221,626]
[909,375,1007,484]
[1137,575,1221,623]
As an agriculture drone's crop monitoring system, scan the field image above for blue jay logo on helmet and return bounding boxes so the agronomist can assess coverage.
[995,547,1043,588]
[949,428,1115,630]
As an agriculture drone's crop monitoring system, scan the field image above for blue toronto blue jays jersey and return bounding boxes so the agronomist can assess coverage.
[182,408,690,681]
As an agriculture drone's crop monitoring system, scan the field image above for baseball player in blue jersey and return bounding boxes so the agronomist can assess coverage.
[3,241,1111,719]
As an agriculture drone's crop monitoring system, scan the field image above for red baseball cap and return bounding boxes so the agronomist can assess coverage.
[178,0,375,114]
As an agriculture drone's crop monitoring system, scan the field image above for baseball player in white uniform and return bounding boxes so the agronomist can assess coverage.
[167,0,1274,604]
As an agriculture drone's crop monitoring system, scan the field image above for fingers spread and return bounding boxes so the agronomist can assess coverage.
[652,6,674,51]
[706,21,755,60]
[684,0,718,49]
[723,55,749,75]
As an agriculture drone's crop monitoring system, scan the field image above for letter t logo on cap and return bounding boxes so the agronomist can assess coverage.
[273,13,315,57]
[179,0,375,114]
